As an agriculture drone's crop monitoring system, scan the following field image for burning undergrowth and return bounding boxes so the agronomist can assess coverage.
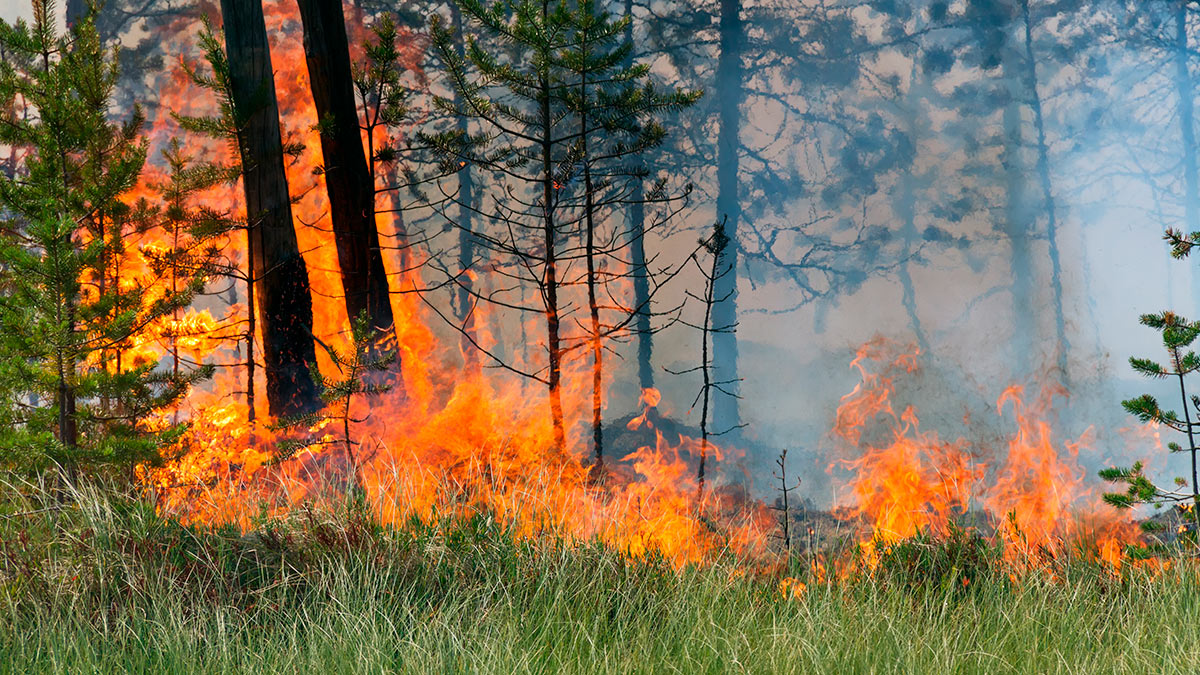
[145,330,1168,579]
[76,0,1165,579]
[823,337,1158,577]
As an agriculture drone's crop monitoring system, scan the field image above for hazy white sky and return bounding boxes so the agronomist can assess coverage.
[0,0,60,24]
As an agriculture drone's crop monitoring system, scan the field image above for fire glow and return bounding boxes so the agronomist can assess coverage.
[106,0,1151,575]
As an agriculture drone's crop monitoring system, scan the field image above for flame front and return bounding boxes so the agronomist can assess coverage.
[829,339,1145,573]
[95,3,1151,575]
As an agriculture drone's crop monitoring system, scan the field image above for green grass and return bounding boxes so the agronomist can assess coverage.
[2,483,1200,673]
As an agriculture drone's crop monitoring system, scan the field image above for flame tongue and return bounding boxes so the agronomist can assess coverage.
[829,339,1143,575]
[830,340,981,545]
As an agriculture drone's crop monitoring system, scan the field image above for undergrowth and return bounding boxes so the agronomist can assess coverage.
[2,479,1199,674]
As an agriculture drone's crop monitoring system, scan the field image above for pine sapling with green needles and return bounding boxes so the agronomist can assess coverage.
[1100,311,1200,541]
[276,312,396,496]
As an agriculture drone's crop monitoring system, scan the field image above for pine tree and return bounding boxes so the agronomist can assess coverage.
[559,0,699,471]
[276,311,395,495]
[0,2,209,484]
[426,0,696,455]
[1100,311,1200,538]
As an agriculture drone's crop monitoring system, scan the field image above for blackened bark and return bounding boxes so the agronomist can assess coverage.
[711,0,742,433]
[296,0,396,358]
[220,0,320,417]
[541,0,565,450]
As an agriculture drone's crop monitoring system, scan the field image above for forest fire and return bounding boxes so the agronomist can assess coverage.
[14,0,1200,668]
[0,0,1172,579]
[827,339,1149,575]
[127,0,1151,568]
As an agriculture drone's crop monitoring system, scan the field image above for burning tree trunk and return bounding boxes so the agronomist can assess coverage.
[540,16,567,452]
[295,0,397,361]
[219,0,320,417]
[580,76,604,469]
[711,0,743,434]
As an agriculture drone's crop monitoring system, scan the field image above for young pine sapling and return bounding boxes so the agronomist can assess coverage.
[1100,311,1200,539]
[276,312,396,497]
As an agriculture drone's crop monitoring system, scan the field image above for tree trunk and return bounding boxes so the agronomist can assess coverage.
[579,66,605,471]
[711,0,742,434]
[624,0,653,391]
[1020,0,1069,382]
[898,65,930,354]
[452,3,479,371]
[1176,2,1200,312]
[220,0,321,417]
[1001,46,1036,379]
[541,0,565,450]
[296,0,397,360]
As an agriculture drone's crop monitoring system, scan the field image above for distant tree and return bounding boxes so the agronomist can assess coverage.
[666,217,737,497]
[1100,311,1200,537]
[0,2,209,485]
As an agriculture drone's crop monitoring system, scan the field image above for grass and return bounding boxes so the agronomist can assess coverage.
[2,482,1200,673]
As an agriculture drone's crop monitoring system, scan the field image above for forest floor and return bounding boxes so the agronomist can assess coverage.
[2,481,1199,674]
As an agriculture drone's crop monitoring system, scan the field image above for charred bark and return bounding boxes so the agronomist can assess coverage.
[296,0,397,360]
[220,0,320,417]
[541,0,565,451]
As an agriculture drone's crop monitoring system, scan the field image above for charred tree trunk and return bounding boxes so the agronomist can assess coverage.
[579,67,605,472]
[624,0,653,391]
[220,0,321,417]
[296,0,397,360]
[1020,0,1069,382]
[540,0,565,450]
[711,0,742,434]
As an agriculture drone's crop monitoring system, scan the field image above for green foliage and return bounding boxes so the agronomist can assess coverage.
[353,14,413,165]
[1101,310,1200,534]
[170,19,242,186]
[0,2,210,478]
